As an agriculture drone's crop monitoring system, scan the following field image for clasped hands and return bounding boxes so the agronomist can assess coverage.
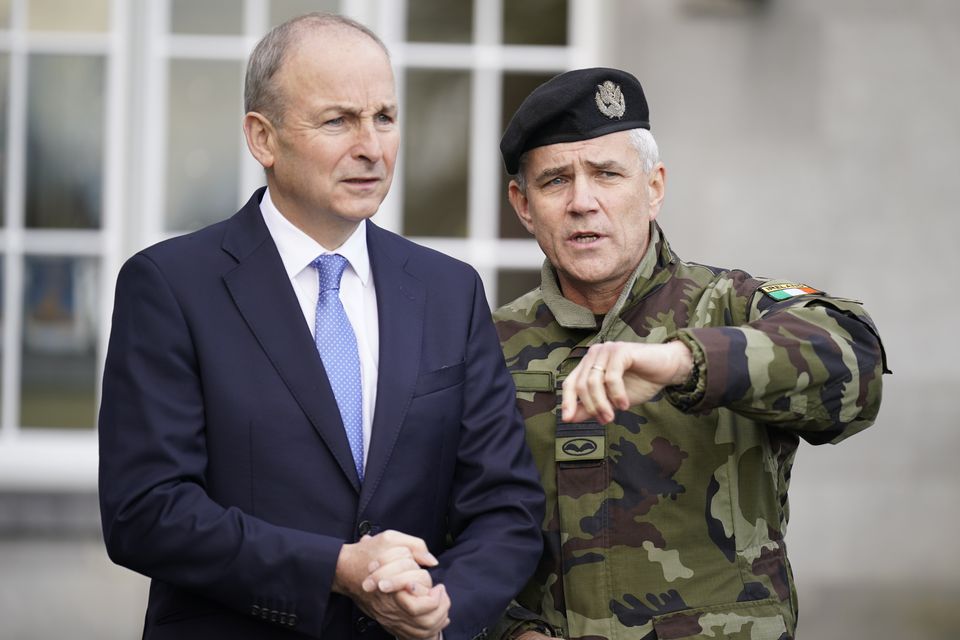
[334,529,450,639]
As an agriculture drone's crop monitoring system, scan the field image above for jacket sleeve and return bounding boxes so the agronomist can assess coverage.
[667,281,888,445]
[430,271,546,640]
[98,253,340,638]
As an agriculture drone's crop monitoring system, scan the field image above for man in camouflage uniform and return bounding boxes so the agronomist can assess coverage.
[491,68,887,640]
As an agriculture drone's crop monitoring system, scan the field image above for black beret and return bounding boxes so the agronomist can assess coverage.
[500,67,650,175]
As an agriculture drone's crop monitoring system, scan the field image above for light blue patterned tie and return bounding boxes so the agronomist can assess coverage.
[313,254,364,482]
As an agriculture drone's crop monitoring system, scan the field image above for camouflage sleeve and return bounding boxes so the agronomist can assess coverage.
[667,285,888,445]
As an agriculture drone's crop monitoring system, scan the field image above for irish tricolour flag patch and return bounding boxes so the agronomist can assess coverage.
[759,282,822,301]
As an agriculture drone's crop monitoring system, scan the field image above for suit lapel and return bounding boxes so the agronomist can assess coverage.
[359,223,424,512]
[221,190,362,492]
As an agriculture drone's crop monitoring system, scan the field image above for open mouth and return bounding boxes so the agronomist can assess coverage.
[570,232,601,244]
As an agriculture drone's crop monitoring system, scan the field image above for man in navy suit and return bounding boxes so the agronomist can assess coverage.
[98,13,544,640]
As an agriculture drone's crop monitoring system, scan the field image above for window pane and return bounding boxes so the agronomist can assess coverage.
[166,59,242,232]
[407,0,472,43]
[26,54,105,229]
[21,256,99,429]
[170,0,243,36]
[29,0,109,32]
[497,268,540,307]
[503,0,568,45]
[402,69,470,237]
[499,72,554,239]
[270,0,340,27]
[0,53,8,227]
[0,0,10,28]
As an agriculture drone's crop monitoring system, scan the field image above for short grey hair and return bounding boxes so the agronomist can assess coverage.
[512,127,660,193]
[244,12,389,125]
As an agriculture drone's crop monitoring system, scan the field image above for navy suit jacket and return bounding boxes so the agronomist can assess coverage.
[98,189,544,640]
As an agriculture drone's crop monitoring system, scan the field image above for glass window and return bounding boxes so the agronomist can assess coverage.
[497,268,540,307]
[26,54,105,230]
[407,0,473,44]
[499,71,554,239]
[270,0,339,27]
[503,0,568,46]
[28,0,110,32]
[0,0,10,29]
[20,256,100,429]
[166,59,242,232]
[402,69,471,237]
[170,0,244,36]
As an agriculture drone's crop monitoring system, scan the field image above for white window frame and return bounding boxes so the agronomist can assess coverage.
[0,0,127,489]
[0,0,605,489]
[375,0,608,306]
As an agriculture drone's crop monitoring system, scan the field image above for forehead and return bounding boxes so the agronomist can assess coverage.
[525,130,636,171]
[279,27,396,101]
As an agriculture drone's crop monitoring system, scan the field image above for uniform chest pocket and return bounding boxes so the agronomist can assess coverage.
[652,598,789,639]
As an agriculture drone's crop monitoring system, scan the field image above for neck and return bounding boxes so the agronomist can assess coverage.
[269,192,361,251]
[306,219,360,252]
[557,276,630,316]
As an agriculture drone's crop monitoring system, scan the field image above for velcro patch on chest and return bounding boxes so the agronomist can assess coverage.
[555,422,605,462]
[759,282,823,301]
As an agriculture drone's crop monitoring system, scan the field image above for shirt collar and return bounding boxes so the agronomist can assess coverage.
[259,187,371,285]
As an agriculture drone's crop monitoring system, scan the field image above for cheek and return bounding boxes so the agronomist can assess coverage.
[381,133,401,164]
[620,215,650,253]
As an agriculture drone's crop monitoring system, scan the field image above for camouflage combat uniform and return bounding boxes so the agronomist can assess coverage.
[492,224,886,640]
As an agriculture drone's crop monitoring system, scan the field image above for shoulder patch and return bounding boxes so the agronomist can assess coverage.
[759,282,823,301]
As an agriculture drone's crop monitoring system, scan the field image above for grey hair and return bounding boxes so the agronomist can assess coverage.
[512,127,660,193]
[244,12,389,125]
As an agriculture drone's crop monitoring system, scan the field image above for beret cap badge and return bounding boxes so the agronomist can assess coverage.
[595,80,625,119]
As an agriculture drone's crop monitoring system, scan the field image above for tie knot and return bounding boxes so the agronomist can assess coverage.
[313,254,348,292]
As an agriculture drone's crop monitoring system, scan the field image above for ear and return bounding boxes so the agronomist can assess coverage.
[243,111,277,169]
[508,180,536,235]
[646,162,666,221]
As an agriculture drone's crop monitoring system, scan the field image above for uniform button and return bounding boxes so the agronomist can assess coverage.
[287,613,298,627]
[250,604,260,616]
[357,520,371,536]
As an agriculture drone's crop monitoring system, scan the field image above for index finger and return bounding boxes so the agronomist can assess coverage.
[378,530,439,567]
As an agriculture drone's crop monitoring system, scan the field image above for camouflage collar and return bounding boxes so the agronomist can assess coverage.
[541,223,669,335]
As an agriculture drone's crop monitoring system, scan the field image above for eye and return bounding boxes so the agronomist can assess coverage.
[324,117,344,127]
[375,112,395,125]
[542,176,567,188]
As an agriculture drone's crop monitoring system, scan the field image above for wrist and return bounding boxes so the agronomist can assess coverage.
[668,340,694,387]
[332,542,356,596]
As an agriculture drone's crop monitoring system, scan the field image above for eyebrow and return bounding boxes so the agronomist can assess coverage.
[586,159,626,173]
[533,165,569,184]
[533,159,626,184]
[321,102,398,116]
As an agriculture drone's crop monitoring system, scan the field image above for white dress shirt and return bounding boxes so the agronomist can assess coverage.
[260,188,379,470]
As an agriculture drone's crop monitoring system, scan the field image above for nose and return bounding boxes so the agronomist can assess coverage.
[352,119,384,164]
[567,174,599,215]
